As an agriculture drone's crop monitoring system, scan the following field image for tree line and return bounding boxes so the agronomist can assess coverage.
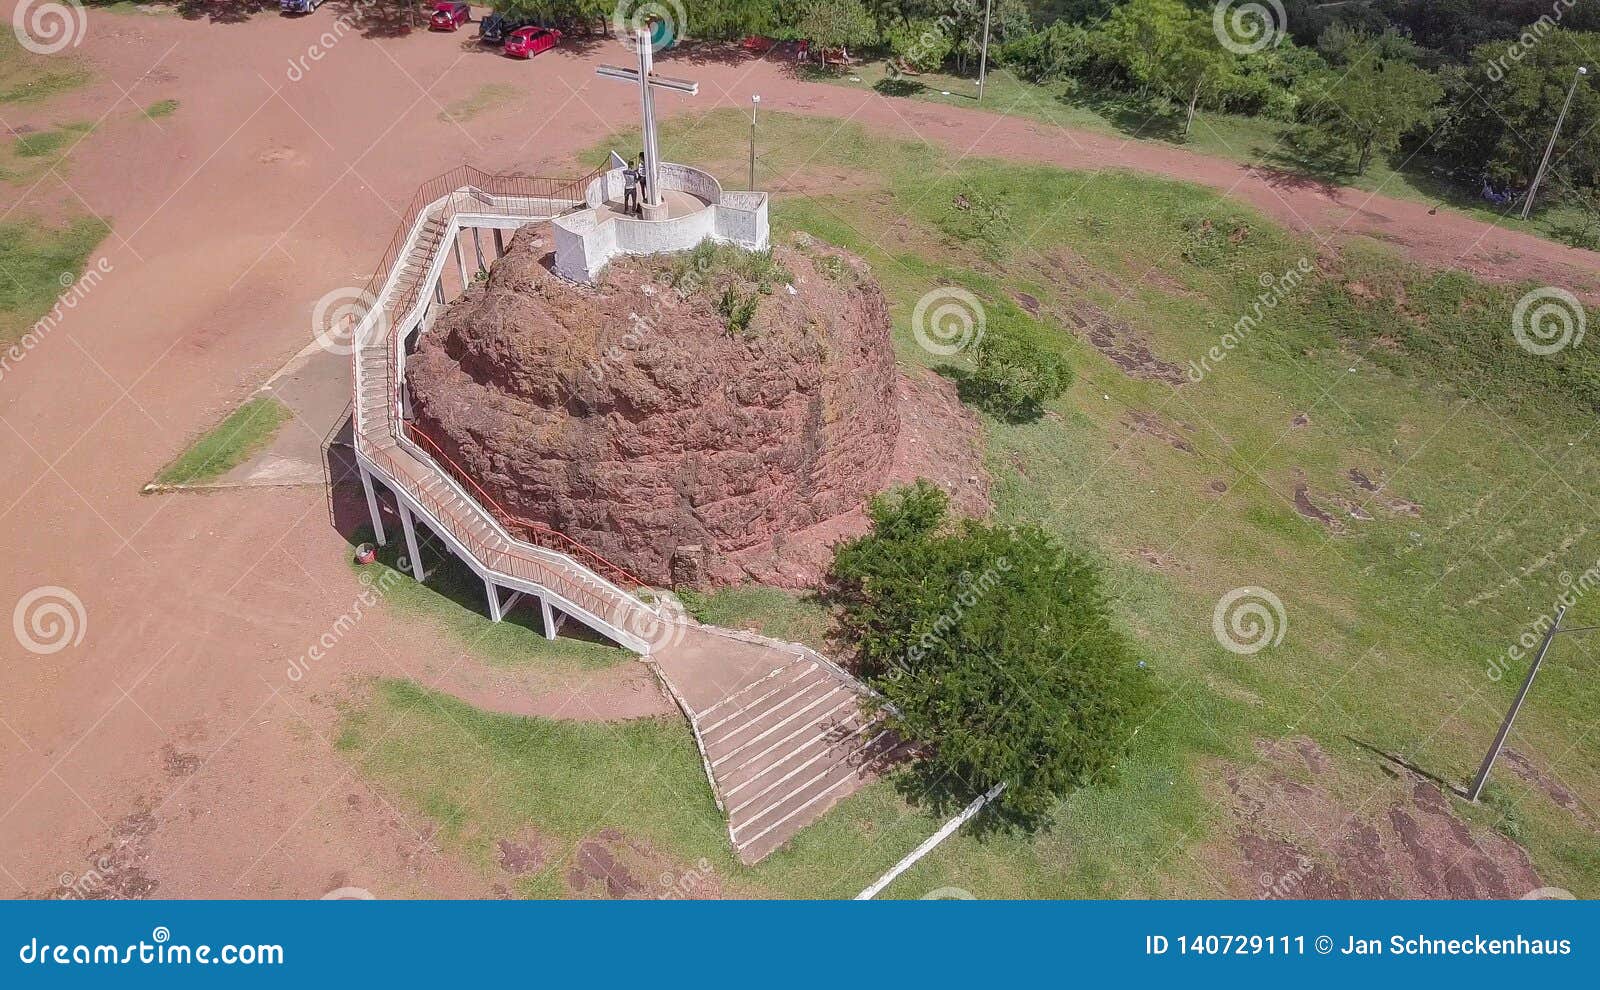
[486,0,1600,229]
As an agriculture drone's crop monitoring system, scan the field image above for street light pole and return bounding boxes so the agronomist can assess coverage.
[1521,65,1587,220]
[977,0,993,105]
[749,94,760,190]
[1466,605,1600,802]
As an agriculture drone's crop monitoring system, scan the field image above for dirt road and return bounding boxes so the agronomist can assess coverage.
[0,9,1594,899]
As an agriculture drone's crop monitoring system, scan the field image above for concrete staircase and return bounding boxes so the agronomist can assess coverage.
[349,178,901,865]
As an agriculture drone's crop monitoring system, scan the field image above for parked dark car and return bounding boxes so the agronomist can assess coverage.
[429,1,471,31]
[479,12,531,45]
[279,0,323,12]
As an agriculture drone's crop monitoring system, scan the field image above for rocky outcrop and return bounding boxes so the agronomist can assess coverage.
[406,229,905,588]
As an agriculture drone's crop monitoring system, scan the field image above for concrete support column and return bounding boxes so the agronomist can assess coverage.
[358,464,386,546]
[540,597,558,641]
[472,228,486,273]
[453,233,468,291]
[484,578,504,623]
[434,279,445,305]
[493,229,505,258]
[399,503,426,582]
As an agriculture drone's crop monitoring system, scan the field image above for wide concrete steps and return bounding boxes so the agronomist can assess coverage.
[653,628,905,865]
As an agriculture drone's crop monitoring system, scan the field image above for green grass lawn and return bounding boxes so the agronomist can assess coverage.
[812,61,1590,249]
[0,217,111,343]
[335,110,1600,898]
[153,395,292,486]
[0,32,90,105]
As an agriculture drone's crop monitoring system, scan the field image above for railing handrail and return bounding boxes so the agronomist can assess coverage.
[351,163,652,627]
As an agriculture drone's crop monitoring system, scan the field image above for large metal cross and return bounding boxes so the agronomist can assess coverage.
[596,28,699,217]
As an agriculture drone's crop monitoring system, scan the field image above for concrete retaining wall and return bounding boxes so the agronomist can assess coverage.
[555,163,771,283]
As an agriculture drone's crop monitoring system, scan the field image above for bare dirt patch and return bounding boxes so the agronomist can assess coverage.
[1066,303,1188,385]
[1503,749,1593,826]
[496,829,551,876]
[1204,736,1545,899]
[1290,472,1345,533]
[563,828,724,900]
[1124,410,1195,454]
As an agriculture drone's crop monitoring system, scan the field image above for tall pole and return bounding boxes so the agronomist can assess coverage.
[977,0,993,105]
[1466,605,1566,802]
[749,94,760,190]
[1522,66,1587,220]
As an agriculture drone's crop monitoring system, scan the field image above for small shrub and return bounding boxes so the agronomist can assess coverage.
[968,321,1072,421]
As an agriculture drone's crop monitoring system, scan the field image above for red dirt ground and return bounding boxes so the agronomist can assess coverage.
[3,9,1598,899]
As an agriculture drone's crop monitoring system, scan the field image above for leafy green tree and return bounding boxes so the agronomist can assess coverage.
[792,0,878,59]
[887,18,954,73]
[828,481,1149,822]
[1438,29,1600,194]
[970,322,1071,421]
[1303,38,1443,174]
[1103,0,1238,136]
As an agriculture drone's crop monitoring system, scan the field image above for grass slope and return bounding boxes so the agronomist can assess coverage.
[0,217,110,343]
[337,111,1600,898]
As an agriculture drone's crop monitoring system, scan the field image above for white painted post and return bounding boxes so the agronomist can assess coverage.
[485,578,504,622]
[434,279,445,305]
[399,503,426,582]
[494,229,505,258]
[855,782,1005,900]
[358,464,386,546]
[453,234,468,292]
[540,597,557,640]
[472,228,486,273]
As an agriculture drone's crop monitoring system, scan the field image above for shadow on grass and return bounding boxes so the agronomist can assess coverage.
[934,363,1049,425]
[874,77,926,98]
[1346,735,1469,800]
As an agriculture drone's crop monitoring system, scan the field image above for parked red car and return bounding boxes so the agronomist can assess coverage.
[428,2,470,31]
[504,26,561,59]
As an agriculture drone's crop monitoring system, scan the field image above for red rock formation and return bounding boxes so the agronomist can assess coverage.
[406,229,903,587]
